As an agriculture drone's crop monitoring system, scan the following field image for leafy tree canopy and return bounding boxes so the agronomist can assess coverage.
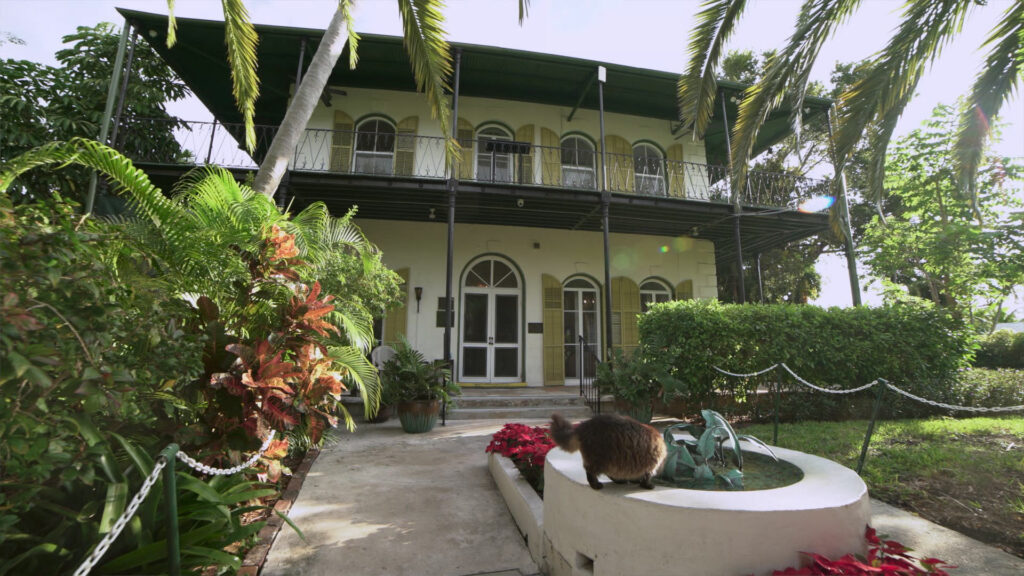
[0,23,187,204]
[860,102,1023,327]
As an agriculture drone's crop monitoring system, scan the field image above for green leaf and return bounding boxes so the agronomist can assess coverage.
[275,509,307,543]
[98,482,128,534]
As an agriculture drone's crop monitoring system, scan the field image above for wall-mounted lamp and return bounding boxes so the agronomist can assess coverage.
[428,208,436,220]
[414,287,423,312]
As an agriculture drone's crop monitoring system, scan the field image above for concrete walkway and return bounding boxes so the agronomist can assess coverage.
[262,417,1024,575]
[262,418,541,576]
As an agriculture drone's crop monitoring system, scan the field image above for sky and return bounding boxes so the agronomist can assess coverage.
[2,0,1022,310]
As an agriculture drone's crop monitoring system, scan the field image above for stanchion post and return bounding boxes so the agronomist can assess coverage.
[772,369,781,446]
[159,444,181,576]
[856,382,886,475]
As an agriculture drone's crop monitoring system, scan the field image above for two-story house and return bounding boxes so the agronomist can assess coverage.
[115,9,835,389]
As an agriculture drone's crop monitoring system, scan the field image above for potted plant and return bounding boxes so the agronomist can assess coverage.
[381,336,459,433]
[596,349,676,423]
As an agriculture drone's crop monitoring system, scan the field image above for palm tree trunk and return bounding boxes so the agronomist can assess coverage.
[253,6,349,198]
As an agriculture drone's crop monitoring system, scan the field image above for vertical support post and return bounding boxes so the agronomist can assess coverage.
[160,445,181,576]
[86,20,130,215]
[597,66,614,358]
[772,370,781,445]
[720,91,745,303]
[205,121,218,164]
[295,37,307,90]
[826,105,862,307]
[755,252,764,304]
[108,25,138,151]
[443,48,462,416]
[856,381,886,475]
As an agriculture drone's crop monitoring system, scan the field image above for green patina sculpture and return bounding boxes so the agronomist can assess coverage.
[660,409,778,490]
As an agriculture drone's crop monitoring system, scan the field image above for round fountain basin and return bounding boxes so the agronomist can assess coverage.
[542,445,870,576]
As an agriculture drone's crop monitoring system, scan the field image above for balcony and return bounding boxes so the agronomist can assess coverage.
[122,118,831,212]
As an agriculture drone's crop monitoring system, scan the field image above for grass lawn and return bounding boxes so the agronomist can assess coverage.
[738,416,1024,559]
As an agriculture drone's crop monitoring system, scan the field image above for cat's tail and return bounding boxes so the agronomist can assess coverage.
[550,413,580,452]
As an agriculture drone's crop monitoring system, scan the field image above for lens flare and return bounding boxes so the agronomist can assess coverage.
[797,195,835,213]
[659,245,670,253]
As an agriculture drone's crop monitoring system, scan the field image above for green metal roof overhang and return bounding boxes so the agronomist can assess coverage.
[117,8,833,166]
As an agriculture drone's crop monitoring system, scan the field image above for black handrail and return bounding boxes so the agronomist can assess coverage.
[577,335,601,414]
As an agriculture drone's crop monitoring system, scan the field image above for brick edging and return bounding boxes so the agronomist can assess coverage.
[237,446,321,576]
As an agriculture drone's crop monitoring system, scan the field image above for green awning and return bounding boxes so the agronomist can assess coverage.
[118,8,832,165]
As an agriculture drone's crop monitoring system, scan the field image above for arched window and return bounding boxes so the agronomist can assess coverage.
[561,136,596,189]
[476,125,514,183]
[460,257,522,382]
[563,276,601,381]
[353,118,396,175]
[640,279,671,313]
[633,144,666,196]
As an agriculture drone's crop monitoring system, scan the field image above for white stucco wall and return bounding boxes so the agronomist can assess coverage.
[358,219,717,386]
[295,85,709,175]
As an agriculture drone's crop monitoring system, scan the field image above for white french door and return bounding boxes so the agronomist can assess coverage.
[563,278,600,385]
[460,258,521,383]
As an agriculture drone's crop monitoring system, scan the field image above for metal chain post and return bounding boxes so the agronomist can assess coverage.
[160,444,181,576]
[856,380,887,475]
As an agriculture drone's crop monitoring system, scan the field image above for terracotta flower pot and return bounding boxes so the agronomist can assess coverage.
[397,399,440,433]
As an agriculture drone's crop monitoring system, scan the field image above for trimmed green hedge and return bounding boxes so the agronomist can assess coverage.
[639,300,974,420]
[974,330,1024,370]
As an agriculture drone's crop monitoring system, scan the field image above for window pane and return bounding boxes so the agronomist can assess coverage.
[582,310,599,344]
[641,281,663,291]
[462,347,487,378]
[463,294,488,342]
[641,293,654,313]
[566,278,593,289]
[563,290,577,310]
[581,290,597,311]
[564,344,578,378]
[494,348,518,378]
[495,295,518,343]
[493,262,514,287]
[466,261,491,287]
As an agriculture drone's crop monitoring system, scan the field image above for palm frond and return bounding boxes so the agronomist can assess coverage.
[730,0,860,199]
[677,0,749,138]
[221,0,261,152]
[519,0,531,25]
[340,0,360,69]
[328,345,381,422]
[397,0,454,167]
[835,0,973,166]
[165,0,178,46]
[955,0,1022,220]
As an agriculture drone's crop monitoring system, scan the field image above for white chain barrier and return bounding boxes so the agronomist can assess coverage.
[73,458,167,576]
[779,363,881,395]
[176,430,277,476]
[715,363,1024,412]
[73,431,278,576]
[712,364,780,378]
[884,383,1024,413]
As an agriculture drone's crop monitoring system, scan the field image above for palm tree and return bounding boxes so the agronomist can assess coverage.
[678,0,1022,217]
[162,0,465,199]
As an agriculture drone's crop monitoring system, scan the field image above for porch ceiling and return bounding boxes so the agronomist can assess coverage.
[117,8,833,168]
[284,172,829,264]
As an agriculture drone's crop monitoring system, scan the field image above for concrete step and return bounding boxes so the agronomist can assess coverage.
[447,405,593,420]
[455,394,586,409]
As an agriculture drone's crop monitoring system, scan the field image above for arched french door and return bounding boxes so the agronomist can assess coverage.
[563,277,600,384]
[460,257,522,383]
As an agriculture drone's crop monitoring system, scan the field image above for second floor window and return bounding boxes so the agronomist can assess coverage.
[354,118,396,175]
[476,126,513,183]
[640,280,671,312]
[561,136,596,189]
[633,144,665,196]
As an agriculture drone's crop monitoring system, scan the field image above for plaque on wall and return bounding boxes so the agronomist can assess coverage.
[527,322,544,334]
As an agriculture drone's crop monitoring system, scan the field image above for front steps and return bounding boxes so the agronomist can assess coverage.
[448,387,594,420]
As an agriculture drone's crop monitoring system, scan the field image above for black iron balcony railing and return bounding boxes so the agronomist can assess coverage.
[121,118,831,210]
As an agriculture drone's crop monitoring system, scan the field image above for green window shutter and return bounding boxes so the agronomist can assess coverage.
[457,118,475,180]
[395,116,419,176]
[610,276,640,356]
[540,127,561,186]
[675,279,694,301]
[330,110,355,173]
[666,144,685,197]
[383,268,410,345]
[542,273,564,386]
[515,124,535,184]
[605,135,633,193]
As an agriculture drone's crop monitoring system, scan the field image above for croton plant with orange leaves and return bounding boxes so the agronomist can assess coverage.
[191,225,362,481]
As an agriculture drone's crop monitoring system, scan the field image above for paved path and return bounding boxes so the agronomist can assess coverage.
[262,417,1024,575]
[262,418,541,576]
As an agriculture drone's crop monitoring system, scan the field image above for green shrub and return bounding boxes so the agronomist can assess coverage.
[639,299,973,420]
[947,368,1024,409]
[973,330,1024,369]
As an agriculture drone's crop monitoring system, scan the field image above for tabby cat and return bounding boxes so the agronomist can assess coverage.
[550,413,666,490]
